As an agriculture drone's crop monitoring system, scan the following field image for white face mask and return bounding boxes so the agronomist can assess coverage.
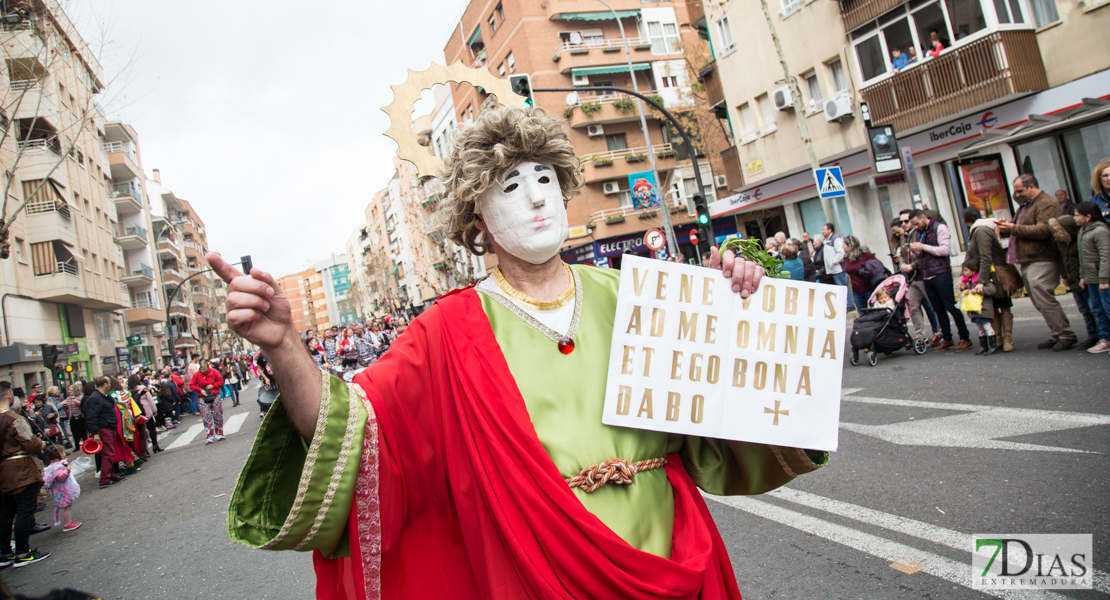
[478,161,568,265]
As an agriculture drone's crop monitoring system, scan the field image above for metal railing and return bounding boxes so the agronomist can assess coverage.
[586,195,683,224]
[57,260,79,277]
[183,240,196,249]
[25,200,71,219]
[129,263,154,278]
[9,79,37,91]
[17,138,59,155]
[553,36,652,59]
[120,281,129,294]
[101,141,137,162]
[132,295,158,309]
[860,30,1047,133]
[581,143,674,165]
[123,224,148,240]
[112,182,139,199]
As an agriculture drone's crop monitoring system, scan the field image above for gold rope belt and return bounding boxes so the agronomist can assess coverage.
[2,453,32,461]
[565,457,669,493]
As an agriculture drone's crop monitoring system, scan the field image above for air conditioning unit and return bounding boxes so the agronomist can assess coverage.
[824,93,854,122]
[714,175,728,188]
[572,74,590,86]
[602,181,621,194]
[772,85,794,111]
[586,124,605,137]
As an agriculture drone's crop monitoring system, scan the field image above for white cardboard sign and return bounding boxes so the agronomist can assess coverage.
[602,255,846,451]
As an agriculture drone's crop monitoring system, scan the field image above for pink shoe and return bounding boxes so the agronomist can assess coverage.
[63,521,81,532]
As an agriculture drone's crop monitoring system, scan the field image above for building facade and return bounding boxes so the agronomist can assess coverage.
[314,253,356,328]
[702,0,1110,264]
[146,169,197,367]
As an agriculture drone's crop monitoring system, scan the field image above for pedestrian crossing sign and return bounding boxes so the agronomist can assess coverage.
[815,167,847,199]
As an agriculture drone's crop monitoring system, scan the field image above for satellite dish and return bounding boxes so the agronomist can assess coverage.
[565,92,580,106]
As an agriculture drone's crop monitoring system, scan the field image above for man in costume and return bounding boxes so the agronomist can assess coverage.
[216,107,828,599]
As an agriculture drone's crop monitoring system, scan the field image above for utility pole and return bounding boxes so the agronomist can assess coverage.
[758,0,841,232]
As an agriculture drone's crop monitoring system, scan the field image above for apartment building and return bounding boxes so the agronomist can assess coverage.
[703,0,1110,263]
[277,271,312,335]
[0,0,133,385]
[347,189,393,319]
[146,169,196,366]
[104,122,168,368]
[444,0,723,268]
[314,253,356,328]
[176,199,219,357]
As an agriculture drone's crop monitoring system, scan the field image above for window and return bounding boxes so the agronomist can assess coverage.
[992,0,1026,23]
[489,14,497,32]
[617,190,633,208]
[605,133,628,151]
[661,76,678,88]
[738,102,756,137]
[646,20,680,54]
[496,3,504,20]
[827,58,847,92]
[803,72,822,108]
[943,0,986,41]
[14,238,24,263]
[498,62,506,78]
[715,16,736,55]
[1028,0,1059,26]
[757,94,775,132]
[854,33,887,81]
[781,0,801,17]
[506,51,516,73]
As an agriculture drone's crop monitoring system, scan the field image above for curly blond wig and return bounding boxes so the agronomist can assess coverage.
[437,106,583,255]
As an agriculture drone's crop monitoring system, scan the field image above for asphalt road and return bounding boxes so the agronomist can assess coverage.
[5,295,1108,599]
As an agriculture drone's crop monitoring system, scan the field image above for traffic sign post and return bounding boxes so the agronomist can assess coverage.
[644,228,666,252]
[815,167,847,199]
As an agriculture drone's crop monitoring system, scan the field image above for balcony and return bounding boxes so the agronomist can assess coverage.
[545,0,642,20]
[161,267,183,284]
[585,196,685,229]
[116,224,149,251]
[719,145,744,193]
[698,61,726,111]
[110,182,142,215]
[860,30,1047,133]
[157,240,183,261]
[838,0,904,33]
[104,141,143,180]
[9,79,59,123]
[125,305,164,325]
[34,260,85,303]
[121,263,154,286]
[552,38,657,73]
[24,201,77,247]
[567,90,660,128]
[686,0,706,34]
[580,143,678,184]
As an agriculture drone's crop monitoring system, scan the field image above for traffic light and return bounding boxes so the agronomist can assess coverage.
[54,365,66,383]
[692,194,712,251]
[240,255,254,275]
[508,74,533,107]
[40,344,60,369]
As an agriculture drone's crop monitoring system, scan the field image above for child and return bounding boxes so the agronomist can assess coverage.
[871,289,895,311]
[960,261,997,355]
[41,444,81,532]
[1075,200,1110,353]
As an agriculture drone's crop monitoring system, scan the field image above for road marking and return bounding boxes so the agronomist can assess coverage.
[223,412,248,435]
[706,493,1071,600]
[165,424,204,450]
[840,394,1110,453]
[767,487,1110,593]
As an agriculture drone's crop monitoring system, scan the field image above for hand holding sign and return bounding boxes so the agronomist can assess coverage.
[602,256,846,451]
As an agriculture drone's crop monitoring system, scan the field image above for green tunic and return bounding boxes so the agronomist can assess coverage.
[228,265,829,558]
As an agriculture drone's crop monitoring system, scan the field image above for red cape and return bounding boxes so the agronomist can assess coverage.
[315,286,741,600]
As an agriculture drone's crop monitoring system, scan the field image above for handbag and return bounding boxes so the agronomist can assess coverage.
[960,292,983,312]
[995,263,1023,295]
[202,394,217,405]
[46,423,62,438]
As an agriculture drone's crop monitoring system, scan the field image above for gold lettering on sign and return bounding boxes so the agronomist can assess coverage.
[784,325,798,355]
[702,276,714,306]
[656,272,669,300]
[795,366,811,396]
[784,287,798,315]
[678,312,698,341]
[741,295,753,311]
[670,351,684,380]
[679,274,694,303]
[617,385,631,415]
[632,268,649,297]
[807,288,816,317]
[757,322,777,352]
[806,327,816,356]
[736,321,750,348]
[650,308,666,338]
[626,305,643,335]
[666,392,681,421]
[704,315,718,344]
[706,355,720,384]
[691,394,704,424]
[821,330,838,359]
[689,353,703,382]
[764,400,789,426]
[642,347,655,377]
[762,285,776,313]
[824,291,838,319]
[621,346,635,375]
[753,361,768,390]
[732,358,747,387]
[638,389,654,419]
[773,364,788,393]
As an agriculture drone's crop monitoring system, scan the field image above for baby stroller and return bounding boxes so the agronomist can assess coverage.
[849,273,928,366]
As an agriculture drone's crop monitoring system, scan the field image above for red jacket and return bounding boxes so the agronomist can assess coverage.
[190,368,224,396]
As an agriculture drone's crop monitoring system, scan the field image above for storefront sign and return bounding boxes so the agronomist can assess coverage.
[627,170,660,209]
[126,334,143,347]
[602,256,846,451]
[872,172,906,187]
[708,190,758,217]
[560,241,597,265]
[868,125,903,174]
[957,156,1013,221]
[567,225,590,239]
[745,158,764,177]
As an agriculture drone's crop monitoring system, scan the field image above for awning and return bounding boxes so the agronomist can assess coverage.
[390,264,399,275]
[561,10,639,20]
[957,98,1110,157]
[571,63,651,77]
[467,27,481,46]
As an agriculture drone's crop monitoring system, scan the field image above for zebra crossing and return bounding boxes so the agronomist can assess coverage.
[163,410,250,450]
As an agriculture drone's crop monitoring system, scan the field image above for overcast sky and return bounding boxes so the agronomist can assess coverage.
[67,1,465,276]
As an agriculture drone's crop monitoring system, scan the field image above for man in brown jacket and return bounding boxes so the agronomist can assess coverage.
[997,174,1077,351]
[0,381,50,568]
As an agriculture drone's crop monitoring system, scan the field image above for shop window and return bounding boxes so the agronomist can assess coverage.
[1014,138,1068,199]
[798,197,853,237]
[1062,121,1110,200]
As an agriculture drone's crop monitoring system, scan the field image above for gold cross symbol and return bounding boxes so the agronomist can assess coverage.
[764,400,789,426]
